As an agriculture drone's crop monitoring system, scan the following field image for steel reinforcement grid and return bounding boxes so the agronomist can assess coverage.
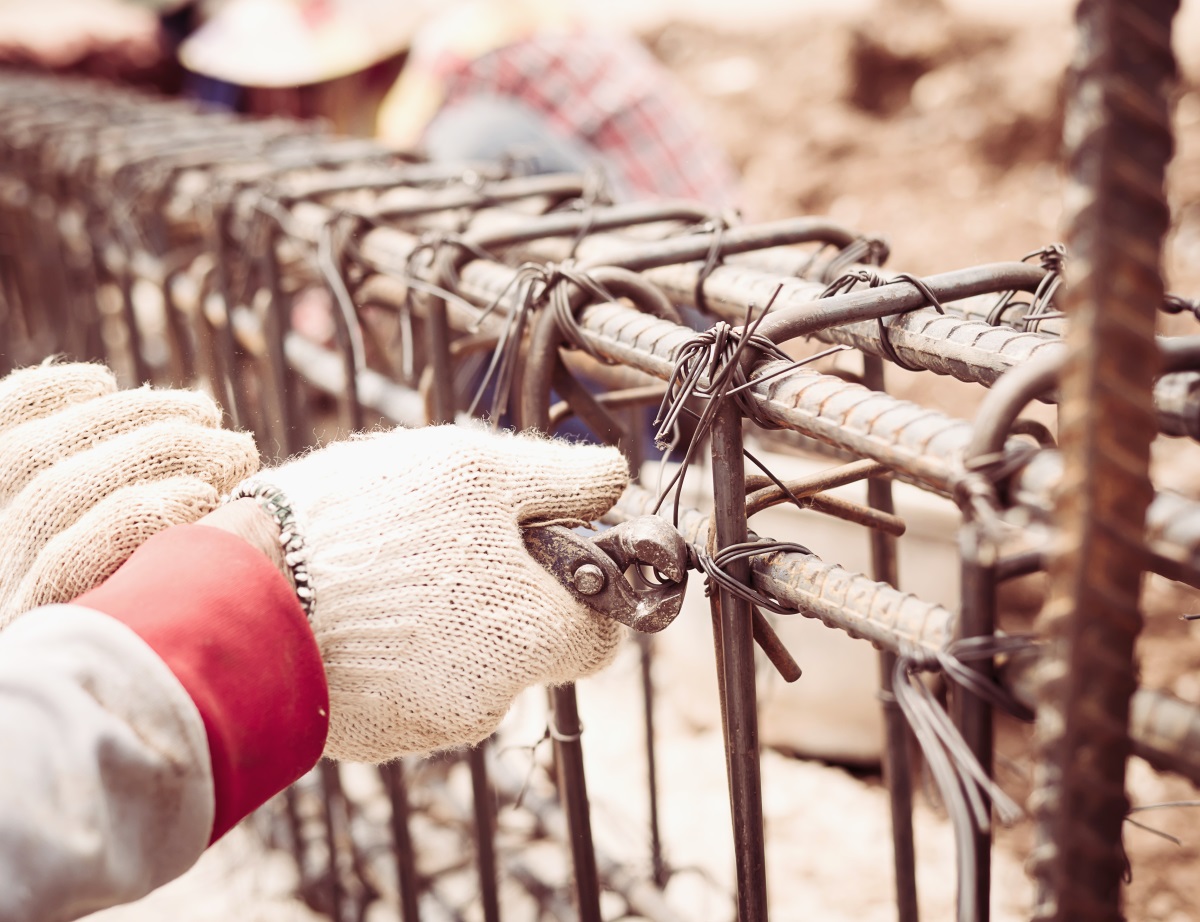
[2,4,1199,920]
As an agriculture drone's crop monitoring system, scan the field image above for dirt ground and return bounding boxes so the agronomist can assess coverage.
[640,0,1200,917]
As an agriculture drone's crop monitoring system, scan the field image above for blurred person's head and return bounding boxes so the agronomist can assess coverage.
[178,0,580,134]
[0,0,173,82]
[178,0,435,133]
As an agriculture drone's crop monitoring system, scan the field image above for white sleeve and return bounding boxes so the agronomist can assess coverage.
[0,604,215,922]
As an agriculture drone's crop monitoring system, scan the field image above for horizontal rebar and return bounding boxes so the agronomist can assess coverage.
[609,483,954,654]
[6,80,1200,585]
[7,72,1200,911]
[263,196,1200,588]
[613,484,1200,787]
[1003,655,1200,788]
[14,78,1192,434]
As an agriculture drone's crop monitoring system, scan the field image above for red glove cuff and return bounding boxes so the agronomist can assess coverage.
[77,524,329,842]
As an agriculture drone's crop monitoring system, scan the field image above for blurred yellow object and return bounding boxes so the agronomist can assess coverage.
[181,0,577,141]
[179,0,434,87]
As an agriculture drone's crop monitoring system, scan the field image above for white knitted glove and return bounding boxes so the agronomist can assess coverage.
[0,363,260,628]
[242,424,630,763]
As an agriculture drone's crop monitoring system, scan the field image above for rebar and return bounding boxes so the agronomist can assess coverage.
[1031,2,1179,920]
[1,60,1197,922]
[863,354,920,922]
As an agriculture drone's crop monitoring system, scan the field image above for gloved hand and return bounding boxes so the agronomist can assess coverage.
[237,424,629,763]
[0,363,259,628]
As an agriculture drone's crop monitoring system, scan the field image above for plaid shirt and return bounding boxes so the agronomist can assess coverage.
[420,32,740,209]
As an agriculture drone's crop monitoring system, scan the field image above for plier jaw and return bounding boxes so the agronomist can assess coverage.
[522,517,690,633]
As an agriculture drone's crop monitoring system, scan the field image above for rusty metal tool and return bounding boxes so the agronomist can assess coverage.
[522,516,689,633]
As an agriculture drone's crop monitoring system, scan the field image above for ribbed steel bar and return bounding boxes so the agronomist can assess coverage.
[788,305,1058,387]
[1032,2,1179,919]
[863,356,920,922]
[548,684,603,922]
[318,761,348,922]
[610,484,1200,790]
[945,296,1068,338]
[1128,687,1200,782]
[610,483,955,655]
[955,525,997,922]
[380,760,422,922]
[468,744,502,922]
[1154,371,1200,438]
[571,238,1056,379]
[710,402,770,922]
[1006,657,1200,788]
[389,222,1200,582]
[8,69,1200,922]
[135,146,1200,473]
[199,171,1072,402]
[552,301,1200,587]
[468,212,1200,436]
[637,632,669,888]
[8,99,1200,590]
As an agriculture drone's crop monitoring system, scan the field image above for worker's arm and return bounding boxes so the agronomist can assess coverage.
[0,524,327,922]
[0,361,628,921]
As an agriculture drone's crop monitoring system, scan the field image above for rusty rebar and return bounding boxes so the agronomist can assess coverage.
[7,67,1200,922]
[710,400,770,922]
[1030,2,1179,919]
[863,355,920,922]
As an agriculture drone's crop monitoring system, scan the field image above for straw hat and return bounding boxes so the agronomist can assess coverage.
[0,0,161,67]
[179,0,431,87]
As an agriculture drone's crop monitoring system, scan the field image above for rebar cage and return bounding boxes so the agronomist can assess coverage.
[1,3,1199,919]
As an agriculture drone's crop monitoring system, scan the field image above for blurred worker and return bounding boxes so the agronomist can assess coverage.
[0,361,629,921]
[178,0,741,207]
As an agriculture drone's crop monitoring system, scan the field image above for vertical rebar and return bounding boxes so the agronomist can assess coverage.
[205,207,245,428]
[710,401,769,922]
[29,197,67,357]
[638,633,669,888]
[550,685,603,922]
[520,349,603,921]
[161,270,197,387]
[381,760,422,922]
[1032,1,1178,919]
[954,524,996,922]
[469,742,503,922]
[863,355,919,922]
[0,200,20,373]
[283,787,307,891]
[260,224,309,458]
[320,220,365,433]
[318,761,346,922]
[426,296,456,424]
[116,269,152,384]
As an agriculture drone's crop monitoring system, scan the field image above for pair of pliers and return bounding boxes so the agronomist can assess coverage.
[522,517,690,633]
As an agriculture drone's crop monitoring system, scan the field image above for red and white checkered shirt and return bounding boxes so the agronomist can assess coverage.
[423,32,741,209]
